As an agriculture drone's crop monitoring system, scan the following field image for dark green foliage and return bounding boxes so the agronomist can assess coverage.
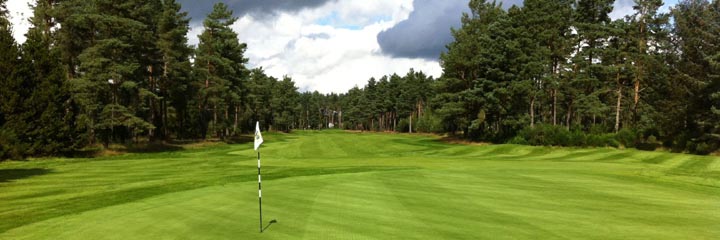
[0,1,21,159]
[515,124,619,147]
[615,128,638,148]
[1,0,76,158]
[17,25,75,156]
[194,2,248,139]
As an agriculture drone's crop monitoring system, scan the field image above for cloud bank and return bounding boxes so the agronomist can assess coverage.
[376,0,523,60]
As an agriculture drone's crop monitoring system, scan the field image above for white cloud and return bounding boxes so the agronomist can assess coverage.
[6,0,32,44]
[610,0,678,20]
[221,0,438,94]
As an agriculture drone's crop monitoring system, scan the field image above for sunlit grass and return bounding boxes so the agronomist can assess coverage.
[1,130,718,239]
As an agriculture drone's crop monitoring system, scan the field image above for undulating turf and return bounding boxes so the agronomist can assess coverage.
[0,130,718,239]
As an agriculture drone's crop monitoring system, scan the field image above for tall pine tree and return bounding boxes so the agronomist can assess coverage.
[195,3,248,138]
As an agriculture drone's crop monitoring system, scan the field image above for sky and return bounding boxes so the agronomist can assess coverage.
[6,0,679,93]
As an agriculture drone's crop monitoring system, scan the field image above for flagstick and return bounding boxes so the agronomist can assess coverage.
[258,151,263,233]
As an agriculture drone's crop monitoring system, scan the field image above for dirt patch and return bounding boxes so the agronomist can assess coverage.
[439,136,491,146]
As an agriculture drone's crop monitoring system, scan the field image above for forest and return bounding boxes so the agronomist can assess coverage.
[0,0,718,159]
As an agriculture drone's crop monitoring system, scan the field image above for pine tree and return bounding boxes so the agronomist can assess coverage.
[157,0,193,139]
[62,0,158,147]
[604,19,634,133]
[628,0,669,124]
[572,0,614,128]
[17,0,75,155]
[195,2,248,138]
[0,0,23,159]
[270,76,299,132]
[521,0,574,127]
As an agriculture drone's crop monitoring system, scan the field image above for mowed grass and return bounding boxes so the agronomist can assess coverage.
[0,131,719,239]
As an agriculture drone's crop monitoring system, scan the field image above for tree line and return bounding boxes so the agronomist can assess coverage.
[0,1,318,159]
[336,0,720,154]
[0,0,719,160]
[432,0,718,154]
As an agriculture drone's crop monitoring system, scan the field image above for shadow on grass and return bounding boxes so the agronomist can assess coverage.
[69,143,185,158]
[0,168,51,183]
[224,135,254,144]
[125,143,184,153]
[262,219,277,232]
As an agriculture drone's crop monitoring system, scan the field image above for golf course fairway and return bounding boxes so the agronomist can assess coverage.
[0,130,718,239]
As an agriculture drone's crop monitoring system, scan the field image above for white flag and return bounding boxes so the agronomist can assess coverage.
[254,121,264,151]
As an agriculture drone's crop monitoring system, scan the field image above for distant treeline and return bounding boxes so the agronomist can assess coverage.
[0,0,718,160]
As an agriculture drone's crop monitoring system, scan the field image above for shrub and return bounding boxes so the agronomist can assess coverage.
[568,130,586,147]
[397,119,410,133]
[636,135,659,151]
[507,135,528,145]
[693,142,712,155]
[513,125,619,148]
[517,124,572,146]
[0,129,24,160]
[416,111,443,133]
[615,128,637,148]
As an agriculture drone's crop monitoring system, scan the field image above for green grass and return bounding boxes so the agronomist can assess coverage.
[0,130,719,239]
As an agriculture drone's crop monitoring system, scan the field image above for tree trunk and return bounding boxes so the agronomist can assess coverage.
[634,22,646,125]
[224,107,229,138]
[234,105,239,134]
[553,89,558,126]
[615,72,623,133]
[148,65,155,140]
[213,104,218,137]
[566,101,572,130]
[530,95,536,128]
[633,72,640,124]
[162,100,168,140]
[409,113,413,133]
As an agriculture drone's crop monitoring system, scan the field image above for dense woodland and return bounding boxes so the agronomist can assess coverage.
[0,0,718,159]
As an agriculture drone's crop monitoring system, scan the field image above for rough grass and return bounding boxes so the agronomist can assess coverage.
[0,130,718,239]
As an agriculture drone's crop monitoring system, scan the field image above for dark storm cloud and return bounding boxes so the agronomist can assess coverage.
[178,0,334,22]
[377,0,523,60]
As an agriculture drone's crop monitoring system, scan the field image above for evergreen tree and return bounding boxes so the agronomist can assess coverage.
[66,0,159,147]
[571,0,614,129]
[17,0,75,155]
[604,19,634,133]
[628,0,670,124]
[524,0,574,127]
[195,2,248,138]
[672,0,720,152]
[0,0,23,159]
[270,76,299,132]
[157,0,193,139]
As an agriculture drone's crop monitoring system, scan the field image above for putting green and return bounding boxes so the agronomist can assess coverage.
[0,131,718,239]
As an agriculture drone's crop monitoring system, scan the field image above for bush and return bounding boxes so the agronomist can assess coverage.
[517,124,572,146]
[397,119,410,133]
[615,128,637,148]
[0,129,24,160]
[507,135,528,145]
[416,111,443,133]
[568,130,586,147]
[687,139,719,155]
[513,124,619,148]
[636,135,659,151]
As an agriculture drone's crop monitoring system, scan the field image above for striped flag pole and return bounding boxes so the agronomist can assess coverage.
[258,151,263,233]
[254,121,264,233]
